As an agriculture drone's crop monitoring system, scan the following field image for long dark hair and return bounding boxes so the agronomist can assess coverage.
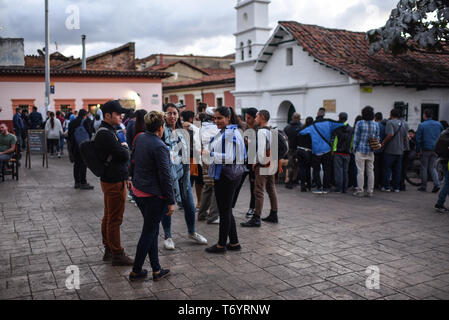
[134,109,147,137]
[49,112,55,129]
[215,106,238,125]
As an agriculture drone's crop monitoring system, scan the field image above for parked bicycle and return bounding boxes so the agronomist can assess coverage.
[405,153,445,186]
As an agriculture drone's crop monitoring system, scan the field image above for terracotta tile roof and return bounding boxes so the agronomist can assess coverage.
[137,53,235,63]
[25,52,77,68]
[201,68,234,75]
[0,66,171,79]
[53,42,135,70]
[146,60,209,74]
[278,21,449,87]
[163,72,235,89]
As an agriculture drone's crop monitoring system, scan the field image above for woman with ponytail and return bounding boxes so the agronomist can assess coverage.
[45,111,63,157]
[204,106,247,254]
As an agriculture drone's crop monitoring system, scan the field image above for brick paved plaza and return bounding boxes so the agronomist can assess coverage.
[1,157,449,300]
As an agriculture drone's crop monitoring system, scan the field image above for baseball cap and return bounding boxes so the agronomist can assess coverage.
[205,107,215,116]
[101,100,128,115]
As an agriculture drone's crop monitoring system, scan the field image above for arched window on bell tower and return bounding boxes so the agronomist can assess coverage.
[248,40,252,58]
[240,42,244,61]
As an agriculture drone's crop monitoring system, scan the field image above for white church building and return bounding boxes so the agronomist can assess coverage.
[232,0,449,130]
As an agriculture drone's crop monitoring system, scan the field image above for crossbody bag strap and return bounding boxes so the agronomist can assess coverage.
[313,123,332,147]
[384,121,402,148]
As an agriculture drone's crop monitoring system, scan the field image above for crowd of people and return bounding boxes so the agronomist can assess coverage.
[1,100,448,283]
[10,106,106,159]
[282,106,449,212]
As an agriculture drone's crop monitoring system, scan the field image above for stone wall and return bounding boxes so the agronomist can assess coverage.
[68,43,136,71]
[0,38,24,66]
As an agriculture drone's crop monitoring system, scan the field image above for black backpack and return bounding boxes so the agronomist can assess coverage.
[277,129,289,158]
[79,128,112,177]
[435,129,449,159]
[262,127,289,159]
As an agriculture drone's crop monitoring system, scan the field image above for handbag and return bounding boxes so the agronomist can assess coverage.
[221,164,247,181]
[367,122,382,151]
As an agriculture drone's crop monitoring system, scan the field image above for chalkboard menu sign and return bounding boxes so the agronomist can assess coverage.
[26,130,48,168]
[28,130,46,154]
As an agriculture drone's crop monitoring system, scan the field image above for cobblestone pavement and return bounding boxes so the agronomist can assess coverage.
[1,156,449,300]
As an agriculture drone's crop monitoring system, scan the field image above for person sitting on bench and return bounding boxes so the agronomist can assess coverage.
[0,123,17,171]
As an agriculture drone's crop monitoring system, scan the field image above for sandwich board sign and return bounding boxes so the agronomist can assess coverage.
[26,129,48,168]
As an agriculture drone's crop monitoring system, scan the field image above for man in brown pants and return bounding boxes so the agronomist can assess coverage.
[241,110,278,228]
[94,100,133,266]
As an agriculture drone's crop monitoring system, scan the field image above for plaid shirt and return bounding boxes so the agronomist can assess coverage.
[353,120,380,154]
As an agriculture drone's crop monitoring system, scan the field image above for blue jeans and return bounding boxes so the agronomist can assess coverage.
[59,136,65,153]
[334,154,350,192]
[437,167,449,207]
[0,154,12,170]
[384,154,403,190]
[420,151,440,189]
[161,164,196,238]
[132,196,168,273]
[349,153,357,188]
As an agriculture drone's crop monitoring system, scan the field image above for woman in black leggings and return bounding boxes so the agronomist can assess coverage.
[204,107,247,254]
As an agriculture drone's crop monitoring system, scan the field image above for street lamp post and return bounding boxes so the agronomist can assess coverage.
[45,0,50,112]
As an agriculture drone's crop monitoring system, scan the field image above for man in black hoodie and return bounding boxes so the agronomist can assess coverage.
[296,117,313,192]
[94,100,133,266]
[67,109,94,190]
[284,113,302,189]
[332,112,353,193]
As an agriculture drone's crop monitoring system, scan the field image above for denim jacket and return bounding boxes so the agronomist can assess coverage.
[416,119,444,152]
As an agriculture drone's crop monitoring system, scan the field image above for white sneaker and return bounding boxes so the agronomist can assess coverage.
[164,238,175,250]
[211,217,220,224]
[189,232,208,245]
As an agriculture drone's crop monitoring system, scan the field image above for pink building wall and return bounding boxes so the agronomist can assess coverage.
[0,80,163,123]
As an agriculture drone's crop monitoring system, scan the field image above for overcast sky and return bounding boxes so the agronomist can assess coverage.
[0,0,398,59]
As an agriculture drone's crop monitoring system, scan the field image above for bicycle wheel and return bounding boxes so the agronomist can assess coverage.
[436,158,445,184]
[405,158,421,186]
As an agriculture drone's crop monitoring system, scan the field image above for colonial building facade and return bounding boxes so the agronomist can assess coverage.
[137,54,236,111]
[232,0,449,129]
[0,41,169,131]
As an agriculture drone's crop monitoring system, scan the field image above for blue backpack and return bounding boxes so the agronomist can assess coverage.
[74,119,90,146]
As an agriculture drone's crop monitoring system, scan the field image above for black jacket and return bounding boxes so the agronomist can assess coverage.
[67,116,94,156]
[284,121,302,150]
[29,111,43,129]
[130,131,175,205]
[333,124,353,155]
[297,125,312,149]
[94,122,129,183]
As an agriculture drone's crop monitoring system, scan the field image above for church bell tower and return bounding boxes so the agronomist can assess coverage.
[234,0,271,63]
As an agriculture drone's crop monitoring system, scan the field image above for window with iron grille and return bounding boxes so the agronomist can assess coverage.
[394,101,409,121]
